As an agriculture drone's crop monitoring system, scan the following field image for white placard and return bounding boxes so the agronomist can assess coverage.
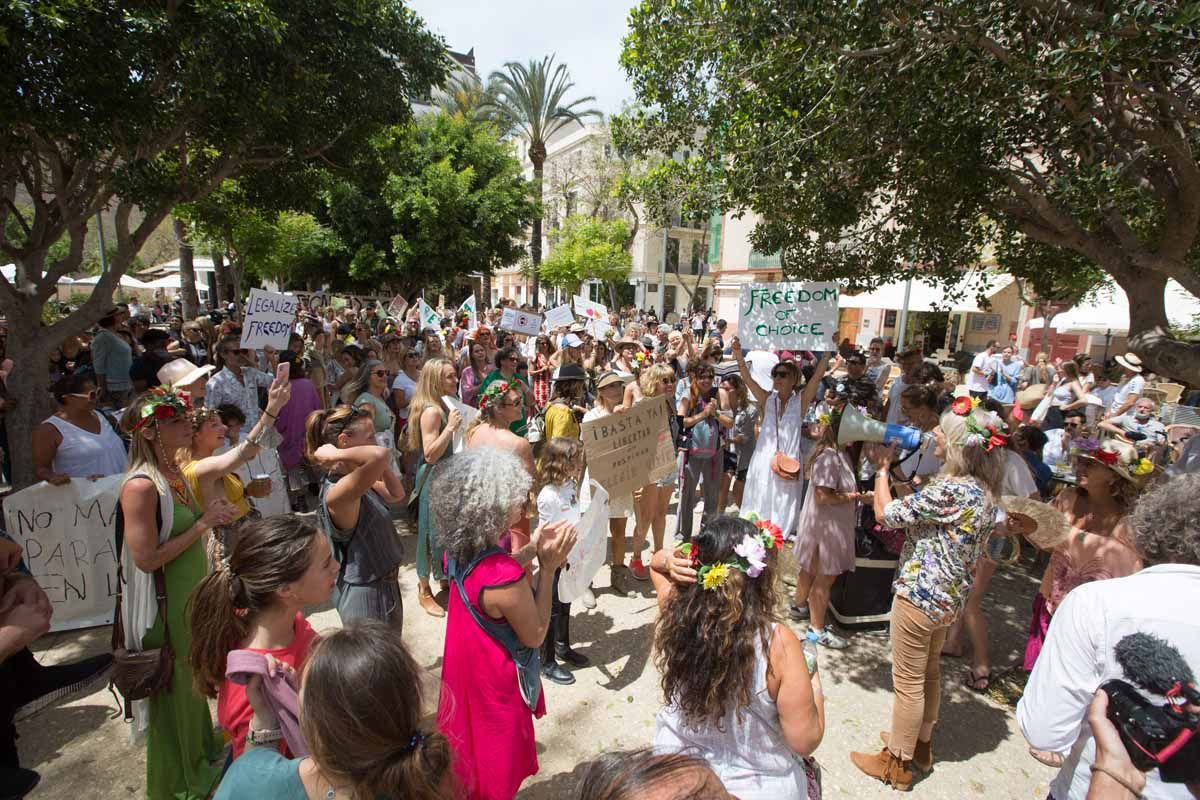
[4,477,121,632]
[457,295,477,331]
[221,443,290,518]
[589,318,615,340]
[737,281,839,352]
[241,289,299,350]
[499,307,543,336]
[573,295,608,323]
[442,395,479,454]
[387,295,408,320]
[557,481,610,604]
[418,299,441,330]
[543,303,575,330]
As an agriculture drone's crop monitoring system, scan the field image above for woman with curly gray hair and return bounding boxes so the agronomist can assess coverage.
[429,447,577,799]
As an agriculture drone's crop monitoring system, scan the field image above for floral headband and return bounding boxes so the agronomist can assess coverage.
[132,385,193,431]
[949,396,1009,451]
[678,512,785,590]
[478,380,513,411]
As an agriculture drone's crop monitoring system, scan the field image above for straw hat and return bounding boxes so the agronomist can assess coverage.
[157,358,214,390]
[1016,383,1048,410]
[1001,496,1071,551]
[1077,439,1156,487]
[1115,352,1143,373]
[615,335,640,349]
[594,370,633,390]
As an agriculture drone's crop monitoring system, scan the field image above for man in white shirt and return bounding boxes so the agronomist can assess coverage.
[884,346,924,425]
[864,336,893,395]
[1042,410,1087,467]
[205,335,277,428]
[1107,353,1146,419]
[967,340,998,399]
[1018,473,1200,800]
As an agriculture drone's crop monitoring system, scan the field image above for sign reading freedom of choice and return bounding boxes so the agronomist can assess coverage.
[581,396,676,499]
[241,288,299,350]
[738,281,840,351]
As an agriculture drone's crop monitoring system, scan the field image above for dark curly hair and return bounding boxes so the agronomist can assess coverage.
[654,515,780,730]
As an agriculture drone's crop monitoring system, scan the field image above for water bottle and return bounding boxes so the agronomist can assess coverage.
[802,637,819,675]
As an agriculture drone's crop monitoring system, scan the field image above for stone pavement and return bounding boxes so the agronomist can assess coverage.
[17,511,1058,798]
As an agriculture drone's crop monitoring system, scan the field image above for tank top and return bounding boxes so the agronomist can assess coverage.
[46,412,127,478]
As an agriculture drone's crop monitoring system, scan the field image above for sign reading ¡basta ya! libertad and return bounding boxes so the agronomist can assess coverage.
[581,396,675,498]
[738,281,839,351]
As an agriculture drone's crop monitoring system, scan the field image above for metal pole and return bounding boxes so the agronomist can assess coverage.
[95,211,109,273]
[896,278,913,349]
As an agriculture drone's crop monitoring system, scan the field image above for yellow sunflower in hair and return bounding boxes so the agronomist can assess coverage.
[702,563,730,590]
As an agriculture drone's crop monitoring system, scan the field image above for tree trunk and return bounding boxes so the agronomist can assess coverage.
[530,152,545,310]
[480,272,492,310]
[5,295,59,490]
[1121,272,1200,385]
[175,217,199,319]
[211,249,229,309]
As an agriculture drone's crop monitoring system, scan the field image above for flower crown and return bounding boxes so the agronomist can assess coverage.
[132,385,193,431]
[949,396,1009,451]
[678,512,785,590]
[478,380,512,411]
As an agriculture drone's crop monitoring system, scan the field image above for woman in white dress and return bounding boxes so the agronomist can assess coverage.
[733,338,830,535]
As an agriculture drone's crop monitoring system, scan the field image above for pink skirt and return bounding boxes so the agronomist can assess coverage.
[1023,593,1051,671]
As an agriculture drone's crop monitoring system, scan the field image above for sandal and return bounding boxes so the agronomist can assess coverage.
[964,669,990,692]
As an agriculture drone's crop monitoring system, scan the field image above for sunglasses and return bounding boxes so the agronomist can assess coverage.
[1064,422,1081,428]
[771,370,792,379]
[372,369,388,377]
[67,390,98,401]
[660,377,675,385]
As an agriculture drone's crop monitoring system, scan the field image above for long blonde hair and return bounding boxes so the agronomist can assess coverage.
[119,392,178,503]
[639,363,675,398]
[406,357,454,452]
[937,408,1006,502]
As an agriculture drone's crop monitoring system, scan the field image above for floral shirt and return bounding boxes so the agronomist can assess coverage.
[886,477,996,623]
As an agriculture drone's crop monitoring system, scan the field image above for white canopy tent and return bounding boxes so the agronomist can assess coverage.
[1,264,75,284]
[142,274,210,294]
[69,274,154,289]
[1027,281,1200,335]
[839,277,1013,313]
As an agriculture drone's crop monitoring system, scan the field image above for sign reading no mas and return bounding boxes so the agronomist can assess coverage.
[738,282,839,352]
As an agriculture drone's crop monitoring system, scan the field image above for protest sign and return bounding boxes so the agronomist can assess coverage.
[442,395,479,454]
[387,295,409,320]
[558,481,609,604]
[588,318,615,340]
[573,295,608,323]
[581,396,675,499]
[222,443,290,518]
[499,307,543,336]
[457,295,477,331]
[543,303,575,330]
[241,288,299,350]
[4,477,121,631]
[418,299,441,330]
[737,281,839,352]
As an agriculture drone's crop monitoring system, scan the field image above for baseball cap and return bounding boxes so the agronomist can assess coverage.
[562,333,583,348]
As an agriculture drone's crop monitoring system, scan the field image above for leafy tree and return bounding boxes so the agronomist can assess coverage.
[485,56,601,308]
[540,215,632,304]
[618,1,1200,380]
[318,113,539,297]
[0,0,445,487]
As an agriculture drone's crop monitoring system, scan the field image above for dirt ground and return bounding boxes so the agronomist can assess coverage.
[18,509,1059,799]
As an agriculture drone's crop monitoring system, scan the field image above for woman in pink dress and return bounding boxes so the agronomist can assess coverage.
[427,446,577,800]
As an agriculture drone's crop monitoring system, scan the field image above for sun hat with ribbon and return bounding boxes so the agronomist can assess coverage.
[1115,352,1143,373]
[1077,439,1156,487]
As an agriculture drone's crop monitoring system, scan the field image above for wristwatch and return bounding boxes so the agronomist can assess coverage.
[246,726,283,746]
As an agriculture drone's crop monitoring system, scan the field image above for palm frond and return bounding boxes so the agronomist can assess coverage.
[483,54,601,152]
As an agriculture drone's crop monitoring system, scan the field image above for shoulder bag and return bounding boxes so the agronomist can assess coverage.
[770,393,802,481]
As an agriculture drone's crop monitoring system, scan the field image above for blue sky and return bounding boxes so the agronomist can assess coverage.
[406,0,636,116]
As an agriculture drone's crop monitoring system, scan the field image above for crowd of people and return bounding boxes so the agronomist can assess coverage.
[1,297,1197,800]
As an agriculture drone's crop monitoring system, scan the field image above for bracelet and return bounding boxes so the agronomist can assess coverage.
[246,726,283,746]
[262,410,277,420]
[1089,763,1144,799]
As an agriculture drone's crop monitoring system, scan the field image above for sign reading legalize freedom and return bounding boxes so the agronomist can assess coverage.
[737,281,839,351]
[581,396,675,499]
[241,288,299,350]
[4,477,122,632]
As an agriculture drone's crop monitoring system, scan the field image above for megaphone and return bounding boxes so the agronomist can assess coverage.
[836,404,930,451]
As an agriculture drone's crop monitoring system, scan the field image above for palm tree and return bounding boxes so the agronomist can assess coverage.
[434,70,500,125]
[486,55,600,308]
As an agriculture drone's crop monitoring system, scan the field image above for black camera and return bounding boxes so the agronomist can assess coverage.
[1101,678,1200,783]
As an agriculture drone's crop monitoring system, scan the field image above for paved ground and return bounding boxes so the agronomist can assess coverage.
[18,509,1058,799]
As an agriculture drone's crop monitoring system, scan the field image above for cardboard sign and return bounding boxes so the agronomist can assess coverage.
[442,395,479,454]
[737,281,839,351]
[4,477,121,632]
[241,288,299,350]
[573,295,608,323]
[500,307,543,336]
[221,443,290,518]
[557,481,610,604]
[418,299,441,331]
[580,396,675,499]
[543,303,575,330]
[387,295,409,320]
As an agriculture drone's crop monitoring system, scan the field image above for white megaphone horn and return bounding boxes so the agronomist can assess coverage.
[836,404,930,451]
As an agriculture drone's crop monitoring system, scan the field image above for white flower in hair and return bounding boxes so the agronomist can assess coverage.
[964,432,986,448]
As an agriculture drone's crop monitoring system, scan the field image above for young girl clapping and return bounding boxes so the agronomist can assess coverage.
[536,437,589,686]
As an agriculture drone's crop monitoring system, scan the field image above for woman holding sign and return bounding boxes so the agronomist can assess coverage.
[733,338,831,538]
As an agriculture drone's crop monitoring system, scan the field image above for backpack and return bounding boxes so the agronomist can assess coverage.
[688,416,718,459]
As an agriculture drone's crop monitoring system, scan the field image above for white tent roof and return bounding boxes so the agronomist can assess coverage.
[1,264,74,284]
[839,277,1012,313]
[70,274,153,289]
[142,274,209,293]
[1027,281,1200,335]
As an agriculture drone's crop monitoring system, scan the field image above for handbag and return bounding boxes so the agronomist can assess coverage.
[110,502,174,721]
[771,393,802,481]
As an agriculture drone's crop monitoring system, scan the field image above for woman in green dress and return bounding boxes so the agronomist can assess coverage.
[118,386,237,800]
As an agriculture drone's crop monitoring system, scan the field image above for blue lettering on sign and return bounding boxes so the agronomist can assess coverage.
[248,295,297,315]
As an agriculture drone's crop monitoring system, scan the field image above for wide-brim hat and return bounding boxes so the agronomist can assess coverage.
[594,370,633,390]
[552,363,587,383]
[615,335,640,348]
[1077,439,1155,487]
[1001,495,1071,551]
[1016,383,1048,410]
[157,358,214,389]
[1115,353,1143,373]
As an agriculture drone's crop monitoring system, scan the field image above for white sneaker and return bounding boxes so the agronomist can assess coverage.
[580,587,597,609]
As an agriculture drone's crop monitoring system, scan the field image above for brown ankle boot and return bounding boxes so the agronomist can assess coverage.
[879,731,933,773]
[850,747,914,790]
[418,584,445,618]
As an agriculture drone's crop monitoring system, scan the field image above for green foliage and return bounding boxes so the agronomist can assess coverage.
[616,1,1200,306]
[318,113,539,293]
[435,69,502,125]
[539,215,632,294]
[485,56,602,147]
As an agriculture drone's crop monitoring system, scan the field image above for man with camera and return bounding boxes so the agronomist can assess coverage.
[1018,474,1200,800]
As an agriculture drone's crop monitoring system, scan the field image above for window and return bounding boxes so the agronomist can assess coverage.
[884,310,897,328]
[647,283,659,293]
[707,213,723,264]
[565,191,577,219]
[666,237,680,272]
[689,241,702,274]
[664,285,678,313]
[749,250,782,268]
